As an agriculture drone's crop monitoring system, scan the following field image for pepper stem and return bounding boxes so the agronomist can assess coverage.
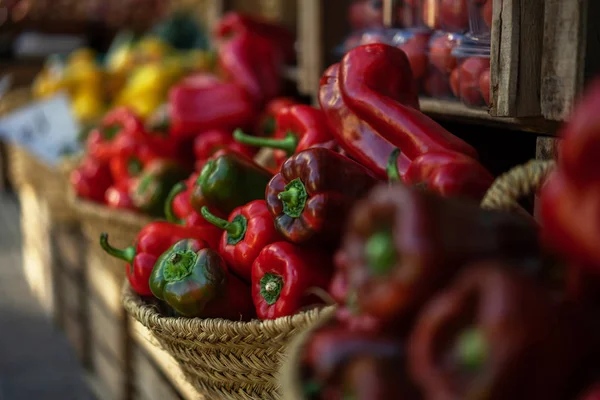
[164,182,186,225]
[233,128,299,156]
[387,148,402,182]
[457,327,487,371]
[260,273,284,305]
[163,250,198,282]
[365,230,396,275]
[99,233,136,264]
[200,207,247,245]
[277,178,308,218]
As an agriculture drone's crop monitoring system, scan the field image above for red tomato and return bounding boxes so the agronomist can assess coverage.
[459,57,489,106]
[479,67,491,105]
[348,0,383,30]
[450,67,460,97]
[439,0,469,31]
[399,41,428,80]
[424,69,451,98]
[482,0,493,28]
[429,33,460,73]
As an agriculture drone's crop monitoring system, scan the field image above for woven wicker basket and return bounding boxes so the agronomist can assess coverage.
[122,281,336,400]
[279,159,557,400]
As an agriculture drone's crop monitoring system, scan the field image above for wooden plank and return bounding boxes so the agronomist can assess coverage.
[541,0,587,121]
[536,136,559,161]
[131,320,204,400]
[298,0,323,95]
[89,296,128,364]
[491,0,544,117]
[133,347,183,400]
[89,343,129,400]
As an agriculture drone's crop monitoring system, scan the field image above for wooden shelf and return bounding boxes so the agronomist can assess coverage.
[130,319,204,400]
[419,98,561,135]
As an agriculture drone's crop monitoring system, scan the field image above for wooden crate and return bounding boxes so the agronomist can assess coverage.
[132,346,183,400]
[88,341,130,400]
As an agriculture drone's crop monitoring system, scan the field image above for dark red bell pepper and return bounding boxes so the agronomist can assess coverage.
[218,30,283,105]
[70,157,113,203]
[169,73,257,138]
[86,107,144,162]
[200,200,281,283]
[319,63,412,180]
[540,79,600,270]
[100,221,222,296]
[254,97,298,137]
[339,44,479,160]
[193,129,256,168]
[215,12,296,64]
[233,105,335,167]
[266,148,378,244]
[251,242,333,320]
[165,178,228,228]
[105,185,136,210]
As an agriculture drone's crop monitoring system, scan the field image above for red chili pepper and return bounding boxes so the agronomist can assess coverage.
[218,30,283,105]
[199,200,281,283]
[193,129,256,166]
[169,73,257,138]
[215,12,296,64]
[99,221,221,296]
[319,63,412,180]
[254,97,298,137]
[233,105,335,167]
[86,107,144,162]
[540,79,600,270]
[104,185,136,211]
[339,44,478,160]
[251,242,333,320]
[70,157,113,203]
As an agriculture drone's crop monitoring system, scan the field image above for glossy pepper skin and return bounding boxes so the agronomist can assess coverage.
[251,242,333,320]
[191,152,273,215]
[149,240,255,319]
[319,63,412,180]
[254,97,298,137]
[218,30,282,105]
[129,160,189,217]
[169,73,257,138]
[215,12,296,64]
[86,107,144,162]
[540,79,600,270]
[233,105,335,167]
[200,200,281,283]
[99,221,221,295]
[105,185,136,210]
[266,148,378,244]
[339,44,478,160]
[70,157,113,203]
[193,129,256,168]
[164,174,223,228]
[341,183,542,329]
[408,264,591,400]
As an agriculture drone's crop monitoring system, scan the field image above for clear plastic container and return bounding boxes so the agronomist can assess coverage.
[451,38,491,107]
[424,31,463,99]
[468,0,493,41]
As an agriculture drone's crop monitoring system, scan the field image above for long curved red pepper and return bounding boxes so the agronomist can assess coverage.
[233,105,335,167]
[339,44,478,160]
[319,64,411,180]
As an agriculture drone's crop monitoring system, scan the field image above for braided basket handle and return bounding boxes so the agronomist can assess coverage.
[480,160,556,212]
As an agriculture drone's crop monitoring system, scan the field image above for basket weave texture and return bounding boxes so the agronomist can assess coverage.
[280,159,557,400]
[122,281,336,400]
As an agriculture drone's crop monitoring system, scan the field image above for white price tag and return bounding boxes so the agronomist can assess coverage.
[0,94,81,166]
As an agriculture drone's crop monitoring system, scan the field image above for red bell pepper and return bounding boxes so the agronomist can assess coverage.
[233,105,335,166]
[86,107,145,162]
[540,79,600,270]
[215,12,296,64]
[193,129,256,168]
[218,30,283,105]
[200,200,281,283]
[254,97,298,137]
[169,73,257,138]
[165,178,227,228]
[105,185,136,210]
[70,157,113,203]
[251,242,333,320]
[109,153,144,190]
[319,63,412,180]
[389,149,494,200]
[339,44,478,160]
[99,221,221,296]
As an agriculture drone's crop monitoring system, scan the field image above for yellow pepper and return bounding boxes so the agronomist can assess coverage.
[72,89,105,123]
[67,48,97,67]
[135,37,172,64]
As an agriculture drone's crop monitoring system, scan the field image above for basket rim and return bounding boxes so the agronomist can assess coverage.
[122,281,337,339]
